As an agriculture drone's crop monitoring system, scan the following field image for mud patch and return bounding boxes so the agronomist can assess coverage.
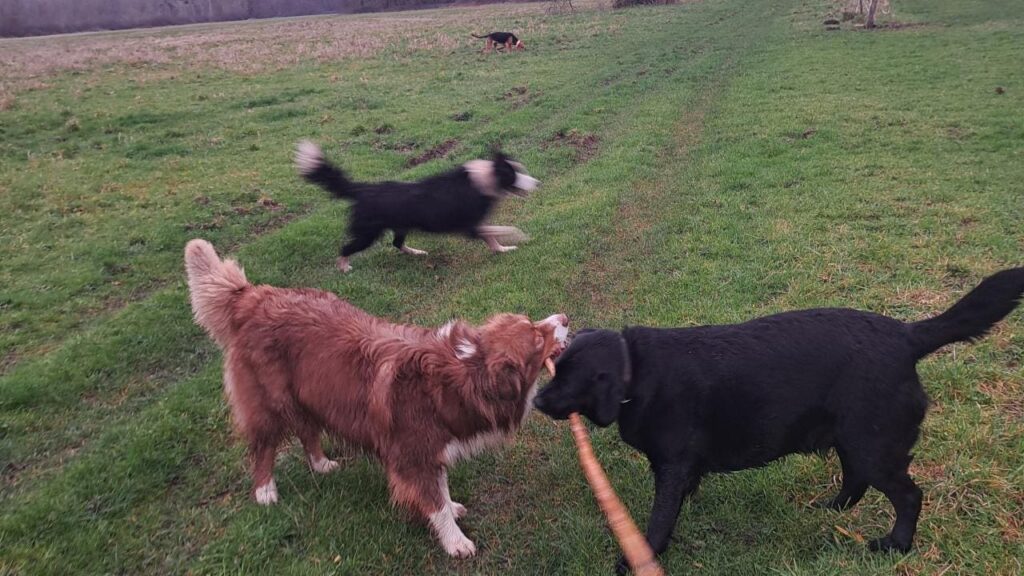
[407,139,459,167]
[866,21,931,31]
[977,379,1024,421]
[372,139,416,153]
[1,350,19,374]
[543,129,600,163]
[500,86,533,109]
[184,215,226,231]
[785,128,817,141]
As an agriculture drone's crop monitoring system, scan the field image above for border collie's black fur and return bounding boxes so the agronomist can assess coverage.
[534,268,1024,573]
[295,141,538,272]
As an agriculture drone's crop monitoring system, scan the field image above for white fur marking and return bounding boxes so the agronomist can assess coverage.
[294,140,323,175]
[429,505,476,558]
[255,479,278,505]
[444,430,509,465]
[464,159,499,196]
[477,225,529,244]
[483,235,516,253]
[455,339,477,360]
[310,456,340,474]
[514,172,539,192]
[438,470,467,519]
[400,246,428,256]
[437,321,455,339]
[520,382,539,427]
[554,323,569,346]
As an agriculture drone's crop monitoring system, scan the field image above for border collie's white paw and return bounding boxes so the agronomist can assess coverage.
[336,257,352,273]
[400,246,428,256]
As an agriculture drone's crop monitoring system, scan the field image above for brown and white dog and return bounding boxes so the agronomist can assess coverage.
[184,239,568,557]
[472,32,525,52]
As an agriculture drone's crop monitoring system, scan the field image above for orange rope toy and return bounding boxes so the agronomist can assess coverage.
[545,358,664,576]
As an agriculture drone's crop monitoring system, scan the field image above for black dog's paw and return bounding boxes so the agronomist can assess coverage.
[868,536,911,553]
[615,555,630,575]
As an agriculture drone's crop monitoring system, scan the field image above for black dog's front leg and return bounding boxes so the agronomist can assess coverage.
[616,462,700,575]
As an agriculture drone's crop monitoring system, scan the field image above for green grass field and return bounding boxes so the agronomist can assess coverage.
[1,0,1022,573]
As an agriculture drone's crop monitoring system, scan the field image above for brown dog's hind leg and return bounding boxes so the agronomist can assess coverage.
[297,422,339,474]
[250,434,284,505]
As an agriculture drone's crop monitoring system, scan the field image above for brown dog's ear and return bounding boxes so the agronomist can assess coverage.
[485,359,525,402]
[444,322,482,363]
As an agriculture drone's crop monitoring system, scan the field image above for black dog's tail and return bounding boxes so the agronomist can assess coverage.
[294,140,356,200]
[908,267,1024,358]
[471,33,487,38]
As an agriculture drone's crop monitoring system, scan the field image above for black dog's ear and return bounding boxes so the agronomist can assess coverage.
[589,371,625,427]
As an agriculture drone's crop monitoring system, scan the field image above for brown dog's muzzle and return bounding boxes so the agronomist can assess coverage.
[537,313,569,375]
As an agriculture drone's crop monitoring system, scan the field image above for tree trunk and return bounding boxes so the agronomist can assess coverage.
[865,0,880,28]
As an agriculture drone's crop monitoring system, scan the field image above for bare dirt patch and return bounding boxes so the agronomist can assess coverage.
[574,88,714,322]
[543,129,600,163]
[785,127,817,141]
[865,21,931,31]
[896,287,948,310]
[977,379,1024,420]
[407,138,459,167]
[501,85,534,109]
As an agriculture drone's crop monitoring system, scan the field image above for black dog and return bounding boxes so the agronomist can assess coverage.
[534,268,1024,572]
[471,32,525,52]
[295,141,538,272]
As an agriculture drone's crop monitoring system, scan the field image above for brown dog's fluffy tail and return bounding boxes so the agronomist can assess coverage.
[184,239,249,348]
[471,33,487,38]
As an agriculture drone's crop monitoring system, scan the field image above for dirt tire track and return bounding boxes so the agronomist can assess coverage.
[572,85,721,325]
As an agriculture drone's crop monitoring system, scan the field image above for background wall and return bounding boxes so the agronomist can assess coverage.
[0,0,473,38]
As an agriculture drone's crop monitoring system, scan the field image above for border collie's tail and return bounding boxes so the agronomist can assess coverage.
[471,33,487,38]
[908,267,1024,358]
[294,140,356,200]
[184,239,249,348]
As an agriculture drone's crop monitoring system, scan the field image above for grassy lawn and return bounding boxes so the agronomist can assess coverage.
[1,0,1022,573]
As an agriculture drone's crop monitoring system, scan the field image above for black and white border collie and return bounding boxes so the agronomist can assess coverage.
[294,140,539,272]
